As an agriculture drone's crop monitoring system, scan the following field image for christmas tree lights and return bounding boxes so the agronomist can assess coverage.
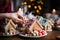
[21,0,44,15]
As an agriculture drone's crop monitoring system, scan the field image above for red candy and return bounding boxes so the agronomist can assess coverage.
[38,32,42,36]
[38,30,45,35]
[12,32,15,34]
[38,30,43,33]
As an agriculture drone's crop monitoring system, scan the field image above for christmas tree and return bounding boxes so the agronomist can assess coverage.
[21,0,44,16]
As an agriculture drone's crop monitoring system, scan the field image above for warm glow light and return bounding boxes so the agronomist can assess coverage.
[34,6,37,9]
[40,1,43,5]
[28,5,31,8]
[37,0,43,5]
[17,8,22,12]
[18,8,22,12]
[21,2,27,5]
[53,9,56,12]
[24,2,27,5]
[38,5,42,10]
[52,9,56,14]
[36,10,39,13]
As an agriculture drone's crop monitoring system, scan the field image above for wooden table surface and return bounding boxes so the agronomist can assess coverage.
[0,30,60,40]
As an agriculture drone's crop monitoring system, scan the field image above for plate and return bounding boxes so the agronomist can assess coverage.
[0,31,19,37]
[19,33,47,38]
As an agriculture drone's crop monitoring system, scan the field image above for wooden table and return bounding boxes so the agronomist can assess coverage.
[0,30,60,40]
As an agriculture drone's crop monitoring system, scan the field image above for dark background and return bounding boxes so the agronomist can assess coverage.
[44,0,60,14]
[12,0,60,15]
[51,0,60,10]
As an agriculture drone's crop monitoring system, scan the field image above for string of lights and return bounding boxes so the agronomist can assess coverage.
[21,0,44,15]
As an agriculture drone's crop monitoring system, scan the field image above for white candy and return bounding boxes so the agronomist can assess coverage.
[34,30,38,36]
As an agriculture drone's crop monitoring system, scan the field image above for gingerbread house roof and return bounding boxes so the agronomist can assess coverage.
[29,20,43,32]
[5,19,17,33]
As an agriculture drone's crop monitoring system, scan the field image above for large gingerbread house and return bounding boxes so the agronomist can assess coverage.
[21,20,43,33]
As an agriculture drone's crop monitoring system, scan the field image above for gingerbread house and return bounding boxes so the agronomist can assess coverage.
[5,19,17,35]
[24,20,43,33]
[45,19,55,31]
[44,21,52,31]
[39,18,54,31]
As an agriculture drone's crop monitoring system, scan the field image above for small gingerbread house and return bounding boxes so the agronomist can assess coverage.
[39,18,54,31]
[43,19,54,31]
[44,21,52,31]
[5,19,17,35]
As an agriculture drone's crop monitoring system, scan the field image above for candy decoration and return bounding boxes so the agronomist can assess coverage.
[38,32,42,36]
[32,33,37,36]
[34,30,38,36]
[41,30,45,35]
[7,32,10,35]
[12,32,16,35]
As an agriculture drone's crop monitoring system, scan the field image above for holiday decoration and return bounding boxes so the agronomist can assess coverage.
[21,0,44,15]
[19,19,47,37]
[4,19,17,35]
